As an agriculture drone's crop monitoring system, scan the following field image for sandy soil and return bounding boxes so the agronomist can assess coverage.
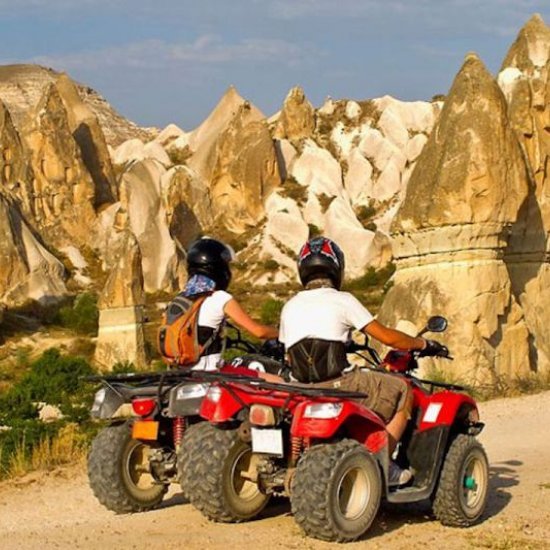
[1,391,550,550]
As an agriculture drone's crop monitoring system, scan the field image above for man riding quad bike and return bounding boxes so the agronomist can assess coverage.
[181,316,488,542]
[180,236,489,544]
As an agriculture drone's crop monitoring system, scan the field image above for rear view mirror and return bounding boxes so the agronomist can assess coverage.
[426,316,447,333]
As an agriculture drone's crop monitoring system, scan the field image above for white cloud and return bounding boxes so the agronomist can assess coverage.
[268,0,548,37]
[29,35,314,71]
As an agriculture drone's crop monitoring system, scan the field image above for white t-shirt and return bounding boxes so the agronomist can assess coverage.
[193,290,232,371]
[279,288,374,349]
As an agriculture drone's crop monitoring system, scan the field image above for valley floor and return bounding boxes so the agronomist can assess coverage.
[1,391,549,549]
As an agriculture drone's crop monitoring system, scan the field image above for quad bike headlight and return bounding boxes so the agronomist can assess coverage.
[176,383,209,400]
[206,385,223,404]
[91,388,106,413]
[304,402,343,419]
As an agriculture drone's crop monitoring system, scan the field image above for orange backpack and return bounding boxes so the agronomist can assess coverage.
[157,293,210,366]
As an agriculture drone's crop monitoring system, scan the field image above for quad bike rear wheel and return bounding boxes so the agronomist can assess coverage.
[291,439,381,542]
[88,421,167,513]
[177,422,204,500]
[433,434,489,526]
[181,422,270,522]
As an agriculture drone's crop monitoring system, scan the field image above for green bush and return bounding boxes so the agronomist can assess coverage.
[356,204,376,225]
[345,263,396,292]
[111,361,136,374]
[260,299,284,326]
[263,259,279,271]
[55,292,99,335]
[0,348,98,478]
[0,348,95,422]
[167,145,192,165]
[308,223,322,238]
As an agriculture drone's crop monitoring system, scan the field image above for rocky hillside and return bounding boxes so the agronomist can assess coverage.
[1,15,549,385]
[0,64,154,147]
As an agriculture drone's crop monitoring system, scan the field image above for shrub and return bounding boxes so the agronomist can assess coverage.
[55,292,99,335]
[356,204,376,225]
[318,193,336,213]
[345,263,396,292]
[0,348,95,422]
[260,298,284,326]
[364,222,377,232]
[167,146,192,166]
[280,178,308,206]
[0,349,98,479]
[263,259,279,271]
[308,224,322,238]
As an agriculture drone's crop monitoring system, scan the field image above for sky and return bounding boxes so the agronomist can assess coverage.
[1,1,549,130]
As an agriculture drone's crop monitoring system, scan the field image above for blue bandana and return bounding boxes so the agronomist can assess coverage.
[183,274,216,297]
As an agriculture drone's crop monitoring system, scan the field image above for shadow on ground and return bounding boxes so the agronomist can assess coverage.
[153,459,520,539]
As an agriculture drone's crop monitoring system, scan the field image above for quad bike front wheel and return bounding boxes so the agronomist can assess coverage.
[88,421,167,513]
[181,422,270,522]
[433,434,489,526]
[291,439,382,542]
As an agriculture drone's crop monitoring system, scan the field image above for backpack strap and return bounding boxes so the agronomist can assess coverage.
[200,316,226,359]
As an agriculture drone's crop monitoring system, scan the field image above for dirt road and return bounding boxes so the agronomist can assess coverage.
[1,391,549,549]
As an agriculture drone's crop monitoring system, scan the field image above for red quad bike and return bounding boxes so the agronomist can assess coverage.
[85,327,283,514]
[181,316,489,542]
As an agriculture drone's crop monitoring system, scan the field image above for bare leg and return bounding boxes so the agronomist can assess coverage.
[386,409,409,455]
[386,388,414,455]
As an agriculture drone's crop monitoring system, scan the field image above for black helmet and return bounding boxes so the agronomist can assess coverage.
[297,237,345,289]
[186,237,235,290]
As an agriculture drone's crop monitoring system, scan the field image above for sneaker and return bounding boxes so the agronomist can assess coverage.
[388,461,412,487]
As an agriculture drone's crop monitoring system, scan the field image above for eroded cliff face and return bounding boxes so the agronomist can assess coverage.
[378,49,546,384]
[497,14,550,376]
[209,104,281,231]
[0,64,152,147]
[0,99,34,215]
[0,191,67,307]
[20,83,98,247]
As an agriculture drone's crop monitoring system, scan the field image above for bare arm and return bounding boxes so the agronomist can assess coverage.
[362,320,425,350]
[224,298,279,339]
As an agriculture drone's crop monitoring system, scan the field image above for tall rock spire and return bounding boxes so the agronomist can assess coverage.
[21,83,97,247]
[377,53,531,384]
[498,15,550,376]
[95,231,147,370]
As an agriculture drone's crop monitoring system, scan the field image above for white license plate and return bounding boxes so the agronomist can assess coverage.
[251,428,284,456]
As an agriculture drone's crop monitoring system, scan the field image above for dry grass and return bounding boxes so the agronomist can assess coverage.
[5,423,87,479]
[467,530,547,550]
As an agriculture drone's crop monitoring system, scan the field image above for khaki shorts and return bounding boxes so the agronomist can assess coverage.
[312,368,412,424]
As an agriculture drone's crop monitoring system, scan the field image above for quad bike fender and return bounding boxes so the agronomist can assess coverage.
[291,400,388,452]
[417,391,479,433]
[199,386,244,423]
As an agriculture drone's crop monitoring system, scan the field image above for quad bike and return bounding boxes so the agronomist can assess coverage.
[182,316,489,542]
[86,326,284,514]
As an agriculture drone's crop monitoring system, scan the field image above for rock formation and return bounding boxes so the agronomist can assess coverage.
[274,86,316,141]
[0,191,67,307]
[377,53,531,385]
[497,14,550,376]
[55,74,117,207]
[94,232,147,370]
[118,159,180,292]
[0,98,34,214]
[188,86,264,182]
[161,165,213,249]
[209,104,281,231]
[0,64,152,147]
[20,83,98,247]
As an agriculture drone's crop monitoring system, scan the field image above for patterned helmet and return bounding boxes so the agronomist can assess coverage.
[297,237,345,289]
